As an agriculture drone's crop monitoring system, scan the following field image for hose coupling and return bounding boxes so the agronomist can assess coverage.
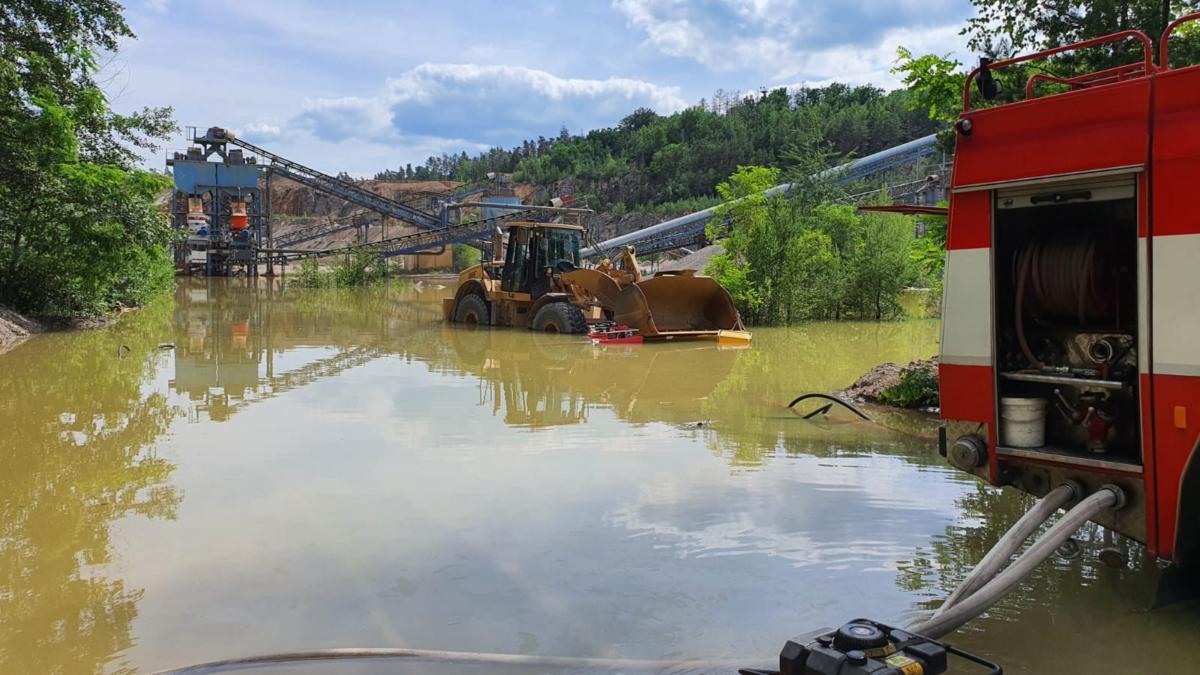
[1098,483,1128,511]
[1058,480,1086,502]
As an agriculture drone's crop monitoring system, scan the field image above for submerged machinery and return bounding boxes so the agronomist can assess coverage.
[443,212,750,344]
[939,17,1200,570]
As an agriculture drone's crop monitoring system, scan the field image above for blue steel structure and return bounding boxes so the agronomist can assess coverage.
[167,129,267,275]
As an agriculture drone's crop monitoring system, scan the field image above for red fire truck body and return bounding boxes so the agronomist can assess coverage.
[940,20,1200,566]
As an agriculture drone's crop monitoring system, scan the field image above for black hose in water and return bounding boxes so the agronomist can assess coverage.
[787,393,872,422]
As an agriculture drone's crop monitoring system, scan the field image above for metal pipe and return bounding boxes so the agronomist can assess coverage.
[962,30,1152,111]
[819,133,940,180]
[934,482,1079,616]
[580,134,938,258]
[580,182,792,258]
[445,201,594,214]
[912,485,1122,639]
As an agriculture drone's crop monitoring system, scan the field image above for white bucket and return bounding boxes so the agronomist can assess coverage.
[1000,397,1048,448]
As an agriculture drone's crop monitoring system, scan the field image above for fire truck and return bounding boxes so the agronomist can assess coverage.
[939,17,1200,569]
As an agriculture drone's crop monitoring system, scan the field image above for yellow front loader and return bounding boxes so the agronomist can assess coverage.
[443,221,750,345]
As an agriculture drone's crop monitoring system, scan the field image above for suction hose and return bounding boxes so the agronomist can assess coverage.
[911,485,1123,639]
[155,648,747,674]
[787,393,872,422]
[935,482,1081,616]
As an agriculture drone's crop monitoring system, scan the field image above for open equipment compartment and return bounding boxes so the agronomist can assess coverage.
[991,174,1142,468]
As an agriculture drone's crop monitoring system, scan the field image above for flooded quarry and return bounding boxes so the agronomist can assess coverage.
[3,280,1198,674]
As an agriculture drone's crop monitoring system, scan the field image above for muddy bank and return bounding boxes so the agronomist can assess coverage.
[841,357,939,409]
[0,306,44,354]
[0,305,138,355]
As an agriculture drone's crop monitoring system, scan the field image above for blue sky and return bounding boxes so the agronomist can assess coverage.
[105,0,975,176]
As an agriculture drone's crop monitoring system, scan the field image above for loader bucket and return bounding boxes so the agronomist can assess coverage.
[613,273,745,340]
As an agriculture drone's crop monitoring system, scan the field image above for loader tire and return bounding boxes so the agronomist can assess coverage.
[531,302,587,334]
[454,294,490,326]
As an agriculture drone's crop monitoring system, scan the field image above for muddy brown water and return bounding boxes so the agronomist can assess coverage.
[1,279,1197,674]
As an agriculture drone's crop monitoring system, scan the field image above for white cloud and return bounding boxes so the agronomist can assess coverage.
[614,0,972,86]
[781,24,971,89]
[294,95,394,143]
[239,122,283,142]
[292,63,686,148]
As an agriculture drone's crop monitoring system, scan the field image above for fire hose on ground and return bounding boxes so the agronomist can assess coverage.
[911,483,1123,639]
[155,484,1125,674]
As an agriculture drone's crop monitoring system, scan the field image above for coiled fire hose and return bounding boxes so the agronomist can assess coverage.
[1014,233,1119,368]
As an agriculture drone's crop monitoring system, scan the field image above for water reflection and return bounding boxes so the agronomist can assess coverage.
[0,300,181,674]
[167,280,441,422]
[430,328,744,429]
[3,280,1197,674]
[893,479,1200,672]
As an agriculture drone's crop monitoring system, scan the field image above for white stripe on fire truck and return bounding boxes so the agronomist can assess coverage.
[1138,236,1149,375]
[941,247,993,367]
[1152,233,1200,377]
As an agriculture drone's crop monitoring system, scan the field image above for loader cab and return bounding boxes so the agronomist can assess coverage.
[499,222,583,297]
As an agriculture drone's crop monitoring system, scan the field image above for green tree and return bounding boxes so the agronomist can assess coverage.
[437,84,937,213]
[964,0,1198,56]
[705,162,916,325]
[0,1,176,317]
[453,243,482,270]
[892,48,966,128]
[706,166,791,325]
[896,2,1200,138]
[806,202,861,319]
[846,210,916,320]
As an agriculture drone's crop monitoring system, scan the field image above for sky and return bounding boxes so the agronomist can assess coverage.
[104,0,977,176]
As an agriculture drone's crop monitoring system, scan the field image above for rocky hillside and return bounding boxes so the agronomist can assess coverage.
[266,177,531,251]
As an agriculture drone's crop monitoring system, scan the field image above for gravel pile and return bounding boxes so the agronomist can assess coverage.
[657,244,724,272]
[0,305,43,353]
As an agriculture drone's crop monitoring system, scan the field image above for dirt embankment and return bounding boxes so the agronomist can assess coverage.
[0,303,134,354]
[0,306,44,354]
[841,358,939,405]
[657,244,724,272]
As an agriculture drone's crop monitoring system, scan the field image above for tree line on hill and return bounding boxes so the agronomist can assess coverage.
[376,85,938,210]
